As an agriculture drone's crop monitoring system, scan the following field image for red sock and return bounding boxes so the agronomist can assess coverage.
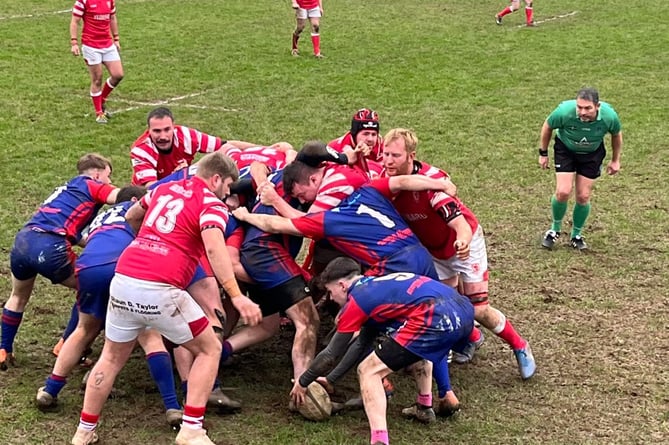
[496,319,526,350]
[90,91,103,114]
[311,33,320,55]
[468,326,482,343]
[182,404,206,430]
[292,32,300,50]
[78,411,100,431]
[101,78,115,102]
[525,7,533,24]
[498,6,514,18]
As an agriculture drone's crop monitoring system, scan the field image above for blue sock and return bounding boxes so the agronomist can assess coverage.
[1,308,24,352]
[44,373,67,397]
[220,340,233,363]
[146,352,180,410]
[181,380,188,400]
[432,356,452,398]
[62,303,79,341]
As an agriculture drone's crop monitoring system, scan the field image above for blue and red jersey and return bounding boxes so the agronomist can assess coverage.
[291,184,437,278]
[337,273,474,363]
[25,175,115,244]
[76,201,136,270]
[241,169,307,288]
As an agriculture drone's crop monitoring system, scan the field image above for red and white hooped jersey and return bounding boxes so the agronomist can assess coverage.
[72,0,115,49]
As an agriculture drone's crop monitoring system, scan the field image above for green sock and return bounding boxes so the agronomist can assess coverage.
[550,195,568,232]
[571,202,591,238]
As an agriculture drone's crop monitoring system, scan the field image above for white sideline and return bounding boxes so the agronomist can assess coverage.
[515,10,578,28]
[85,92,240,116]
[0,0,162,21]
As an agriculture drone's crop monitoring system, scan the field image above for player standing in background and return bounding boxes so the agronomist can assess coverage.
[327,108,384,177]
[1,154,118,371]
[70,152,262,445]
[291,0,324,58]
[130,107,261,187]
[539,87,622,250]
[495,0,535,27]
[70,0,124,123]
[291,258,474,445]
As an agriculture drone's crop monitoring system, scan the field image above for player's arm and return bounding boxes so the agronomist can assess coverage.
[69,15,82,56]
[124,201,147,233]
[232,207,302,236]
[201,227,261,326]
[387,174,456,196]
[105,188,120,205]
[290,330,356,405]
[607,131,623,175]
[323,326,379,387]
[538,120,554,169]
[109,13,120,48]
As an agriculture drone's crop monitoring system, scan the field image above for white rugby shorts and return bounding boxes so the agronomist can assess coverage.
[296,6,321,19]
[433,225,488,283]
[82,44,121,66]
[105,273,209,344]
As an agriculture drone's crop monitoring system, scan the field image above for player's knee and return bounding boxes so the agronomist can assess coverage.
[295,25,304,34]
[312,24,320,33]
[555,189,571,202]
[112,72,124,84]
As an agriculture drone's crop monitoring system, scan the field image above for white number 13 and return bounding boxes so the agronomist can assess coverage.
[145,194,184,233]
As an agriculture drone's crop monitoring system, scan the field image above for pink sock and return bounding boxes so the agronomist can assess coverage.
[417,393,432,407]
[371,430,389,445]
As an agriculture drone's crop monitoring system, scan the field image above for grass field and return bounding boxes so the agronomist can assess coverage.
[1,0,668,444]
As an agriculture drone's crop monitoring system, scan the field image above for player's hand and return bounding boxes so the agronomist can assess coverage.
[71,44,80,57]
[606,160,620,175]
[114,41,121,51]
[454,239,470,260]
[173,160,188,172]
[354,141,372,158]
[342,146,358,165]
[260,184,280,206]
[256,179,275,195]
[316,376,334,394]
[231,295,262,326]
[232,207,250,221]
[290,380,307,407]
[441,178,457,196]
[539,155,549,169]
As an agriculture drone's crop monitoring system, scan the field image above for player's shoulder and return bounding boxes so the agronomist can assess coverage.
[598,101,620,120]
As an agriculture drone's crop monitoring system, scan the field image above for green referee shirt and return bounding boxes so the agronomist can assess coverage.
[547,100,622,153]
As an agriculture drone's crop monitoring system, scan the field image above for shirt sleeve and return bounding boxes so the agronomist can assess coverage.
[86,180,116,204]
[131,142,159,185]
[336,298,369,333]
[291,213,325,240]
[368,177,393,198]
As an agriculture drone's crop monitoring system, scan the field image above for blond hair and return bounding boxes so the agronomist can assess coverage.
[383,128,418,154]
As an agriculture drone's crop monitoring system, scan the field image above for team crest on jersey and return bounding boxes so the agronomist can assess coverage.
[413,192,420,202]
[471,263,480,274]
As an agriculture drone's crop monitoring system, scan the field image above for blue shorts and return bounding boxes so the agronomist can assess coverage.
[241,240,305,289]
[392,293,474,365]
[76,262,116,320]
[10,228,76,284]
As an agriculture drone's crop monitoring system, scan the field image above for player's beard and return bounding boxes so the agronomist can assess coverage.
[155,142,173,154]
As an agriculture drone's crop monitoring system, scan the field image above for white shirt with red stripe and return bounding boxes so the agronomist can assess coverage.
[72,0,115,49]
[380,161,479,260]
[116,176,230,289]
[130,125,224,185]
[313,164,368,211]
[226,146,289,171]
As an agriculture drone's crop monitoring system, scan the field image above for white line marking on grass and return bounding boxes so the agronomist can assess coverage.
[0,0,166,21]
[0,9,71,21]
[85,91,241,116]
[516,10,578,28]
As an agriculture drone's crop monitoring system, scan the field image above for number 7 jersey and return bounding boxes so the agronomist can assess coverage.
[116,176,230,289]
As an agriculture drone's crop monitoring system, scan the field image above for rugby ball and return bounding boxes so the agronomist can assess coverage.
[298,382,332,421]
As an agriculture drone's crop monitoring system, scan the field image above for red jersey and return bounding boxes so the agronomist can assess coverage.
[225,146,289,171]
[72,0,115,49]
[378,161,478,260]
[313,164,368,211]
[130,125,225,185]
[328,132,384,177]
[116,176,230,289]
[296,0,319,9]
